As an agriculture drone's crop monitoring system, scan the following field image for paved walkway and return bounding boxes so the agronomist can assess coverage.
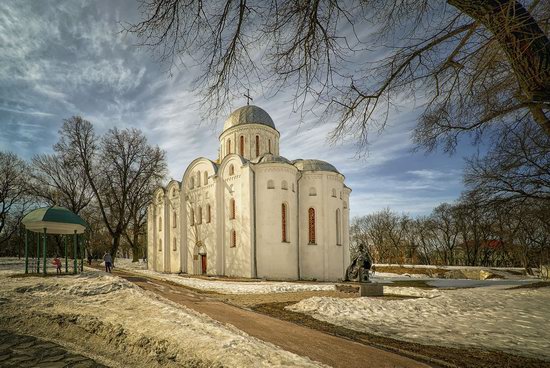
[114,270,432,368]
[0,330,106,368]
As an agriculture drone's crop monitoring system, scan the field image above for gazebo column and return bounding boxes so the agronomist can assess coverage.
[64,236,68,273]
[43,228,47,275]
[24,229,28,274]
[80,235,84,272]
[73,230,78,274]
[36,232,40,273]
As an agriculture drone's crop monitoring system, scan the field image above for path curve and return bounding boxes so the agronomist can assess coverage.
[111,270,431,368]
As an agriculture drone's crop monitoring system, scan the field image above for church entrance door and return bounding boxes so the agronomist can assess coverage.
[201,255,207,275]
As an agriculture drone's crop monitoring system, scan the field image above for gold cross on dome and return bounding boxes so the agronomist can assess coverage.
[244,89,253,105]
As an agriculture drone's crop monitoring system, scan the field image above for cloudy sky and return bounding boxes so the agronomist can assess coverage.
[0,0,480,218]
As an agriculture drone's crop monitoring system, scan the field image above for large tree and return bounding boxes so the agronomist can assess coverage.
[128,0,550,150]
[0,152,31,252]
[55,117,167,257]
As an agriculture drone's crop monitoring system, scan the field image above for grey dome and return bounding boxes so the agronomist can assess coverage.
[223,105,276,131]
[252,153,292,165]
[292,159,340,174]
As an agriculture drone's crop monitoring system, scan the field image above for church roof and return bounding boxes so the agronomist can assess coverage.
[252,153,292,165]
[223,105,276,131]
[292,159,340,174]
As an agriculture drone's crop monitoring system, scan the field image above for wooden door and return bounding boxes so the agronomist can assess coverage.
[201,255,207,275]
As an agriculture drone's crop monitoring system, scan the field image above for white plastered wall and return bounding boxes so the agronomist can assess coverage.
[219,125,280,161]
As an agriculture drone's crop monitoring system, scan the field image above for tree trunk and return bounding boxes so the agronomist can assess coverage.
[131,231,140,262]
[110,234,120,265]
[449,0,550,134]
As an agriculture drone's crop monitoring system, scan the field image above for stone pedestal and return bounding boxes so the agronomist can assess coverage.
[358,282,383,297]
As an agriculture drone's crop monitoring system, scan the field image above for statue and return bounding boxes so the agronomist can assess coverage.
[345,245,372,282]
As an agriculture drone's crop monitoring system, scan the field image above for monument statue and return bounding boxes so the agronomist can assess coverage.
[345,246,372,282]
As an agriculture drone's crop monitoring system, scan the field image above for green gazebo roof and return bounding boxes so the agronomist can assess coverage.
[22,206,88,234]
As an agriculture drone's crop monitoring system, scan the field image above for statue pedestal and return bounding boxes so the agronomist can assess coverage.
[358,282,384,297]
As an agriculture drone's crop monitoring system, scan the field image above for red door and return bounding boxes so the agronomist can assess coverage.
[201,255,207,275]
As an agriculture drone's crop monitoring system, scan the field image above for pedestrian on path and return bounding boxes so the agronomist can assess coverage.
[52,256,62,274]
[103,252,113,273]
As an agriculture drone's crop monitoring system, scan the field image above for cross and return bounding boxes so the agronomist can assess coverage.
[244,89,253,105]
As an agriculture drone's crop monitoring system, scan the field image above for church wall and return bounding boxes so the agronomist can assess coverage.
[221,157,253,278]
[166,182,181,273]
[325,175,347,281]
[255,164,299,280]
[146,204,156,271]
[183,161,218,276]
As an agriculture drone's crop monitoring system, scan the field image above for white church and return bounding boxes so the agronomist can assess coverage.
[147,105,351,281]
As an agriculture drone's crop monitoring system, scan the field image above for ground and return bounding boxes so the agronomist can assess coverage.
[1,257,549,368]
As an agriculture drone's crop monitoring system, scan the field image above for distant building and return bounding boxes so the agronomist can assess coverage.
[147,105,351,280]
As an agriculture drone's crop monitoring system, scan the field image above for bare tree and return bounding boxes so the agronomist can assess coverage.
[127,0,550,150]
[55,117,167,257]
[30,153,93,214]
[0,152,32,249]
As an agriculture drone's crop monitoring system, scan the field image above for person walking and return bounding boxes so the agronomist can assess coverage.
[103,252,113,273]
[52,256,62,275]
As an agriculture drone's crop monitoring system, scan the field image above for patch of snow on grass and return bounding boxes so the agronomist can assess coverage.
[287,287,550,360]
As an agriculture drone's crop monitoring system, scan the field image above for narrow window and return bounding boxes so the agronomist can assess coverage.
[207,204,211,223]
[229,164,234,176]
[230,199,236,220]
[309,187,316,196]
[267,180,275,189]
[159,239,162,251]
[239,135,244,156]
[255,135,260,157]
[197,171,201,187]
[198,206,202,224]
[281,180,288,190]
[336,209,341,245]
[227,139,231,154]
[230,230,236,248]
[173,238,177,251]
[204,171,208,185]
[190,177,194,189]
[173,211,177,228]
[282,203,288,242]
[332,188,336,197]
[190,208,195,226]
[268,139,271,153]
[308,208,316,244]
[158,216,162,231]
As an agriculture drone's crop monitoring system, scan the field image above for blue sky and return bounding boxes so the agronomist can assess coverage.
[0,0,480,218]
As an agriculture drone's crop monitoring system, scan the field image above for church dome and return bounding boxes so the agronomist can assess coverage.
[223,105,276,131]
[292,159,340,174]
[252,153,292,165]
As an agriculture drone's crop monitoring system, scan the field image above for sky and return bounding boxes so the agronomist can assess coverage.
[0,0,481,219]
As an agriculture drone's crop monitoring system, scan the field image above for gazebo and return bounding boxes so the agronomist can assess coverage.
[21,206,88,275]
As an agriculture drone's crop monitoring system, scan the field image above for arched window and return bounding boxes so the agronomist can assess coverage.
[336,209,341,245]
[198,206,202,224]
[190,208,195,226]
[230,230,236,248]
[309,187,317,196]
[281,180,288,190]
[173,211,177,228]
[255,135,260,157]
[227,139,231,154]
[159,239,162,251]
[308,208,316,244]
[267,180,275,189]
[197,171,201,187]
[190,177,194,189]
[239,135,244,156]
[331,188,336,197]
[158,216,162,231]
[229,199,236,219]
[281,203,288,242]
[204,171,208,185]
[229,164,234,175]
[268,139,271,153]
[207,204,211,223]
[173,238,177,251]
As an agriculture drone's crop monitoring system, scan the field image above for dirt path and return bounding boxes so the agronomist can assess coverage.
[109,270,431,368]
